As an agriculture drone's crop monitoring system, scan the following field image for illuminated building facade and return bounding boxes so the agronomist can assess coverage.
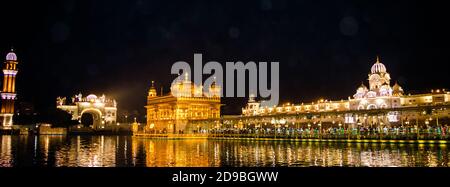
[56,93,117,128]
[0,49,19,129]
[350,56,401,110]
[145,73,221,134]
[242,57,450,127]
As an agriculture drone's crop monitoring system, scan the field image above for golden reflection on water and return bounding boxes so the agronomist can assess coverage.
[0,136,12,167]
[133,140,450,167]
[0,135,449,167]
[137,139,213,167]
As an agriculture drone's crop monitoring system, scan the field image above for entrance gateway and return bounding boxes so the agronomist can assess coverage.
[57,93,117,128]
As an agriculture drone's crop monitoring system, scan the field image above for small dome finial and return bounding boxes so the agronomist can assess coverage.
[149,81,157,97]
[249,92,256,102]
[5,48,17,61]
[370,56,387,74]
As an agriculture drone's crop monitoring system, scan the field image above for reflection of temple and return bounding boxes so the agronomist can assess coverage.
[131,138,213,167]
[53,136,126,167]
[242,57,450,127]
[0,49,19,129]
[56,93,117,128]
[145,73,221,134]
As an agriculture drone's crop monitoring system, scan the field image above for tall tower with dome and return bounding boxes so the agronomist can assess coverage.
[368,56,391,91]
[0,49,19,129]
[351,56,402,110]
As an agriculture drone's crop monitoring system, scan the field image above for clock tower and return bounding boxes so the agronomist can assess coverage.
[0,49,18,129]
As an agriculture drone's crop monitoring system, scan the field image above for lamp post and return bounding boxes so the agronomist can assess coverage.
[416,117,420,140]
[264,122,267,136]
[271,119,276,138]
[307,123,311,138]
[273,122,280,139]
[255,124,260,138]
[318,123,322,139]
[279,118,286,137]
[274,124,278,138]
[150,123,154,135]
[285,124,289,137]
[425,120,430,138]
[436,115,439,126]
[405,121,410,139]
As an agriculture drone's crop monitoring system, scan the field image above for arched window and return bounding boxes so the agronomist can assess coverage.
[367,104,377,110]
[357,105,365,110]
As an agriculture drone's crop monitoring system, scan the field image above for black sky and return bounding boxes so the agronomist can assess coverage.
[0,0,449,117]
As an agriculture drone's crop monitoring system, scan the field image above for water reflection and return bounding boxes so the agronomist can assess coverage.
[0,135,449,167]
[54,136,117,167]
[136,140,215,167]
[0,136,12,167]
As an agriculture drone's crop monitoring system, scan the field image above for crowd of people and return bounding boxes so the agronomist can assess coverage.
[208,124,450,140]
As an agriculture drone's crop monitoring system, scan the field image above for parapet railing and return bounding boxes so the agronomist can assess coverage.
[205,130,450,140]
[134,128,450,141]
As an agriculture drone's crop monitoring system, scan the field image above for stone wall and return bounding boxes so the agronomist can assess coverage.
[39,126,67,135]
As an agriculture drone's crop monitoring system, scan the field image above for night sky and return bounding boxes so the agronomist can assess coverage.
[0,0,449,118]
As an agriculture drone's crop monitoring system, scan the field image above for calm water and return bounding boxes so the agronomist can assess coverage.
[0,135,449,167]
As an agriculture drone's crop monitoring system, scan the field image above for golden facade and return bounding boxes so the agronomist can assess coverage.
[145,74,221,134]
[0,49,19,128]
